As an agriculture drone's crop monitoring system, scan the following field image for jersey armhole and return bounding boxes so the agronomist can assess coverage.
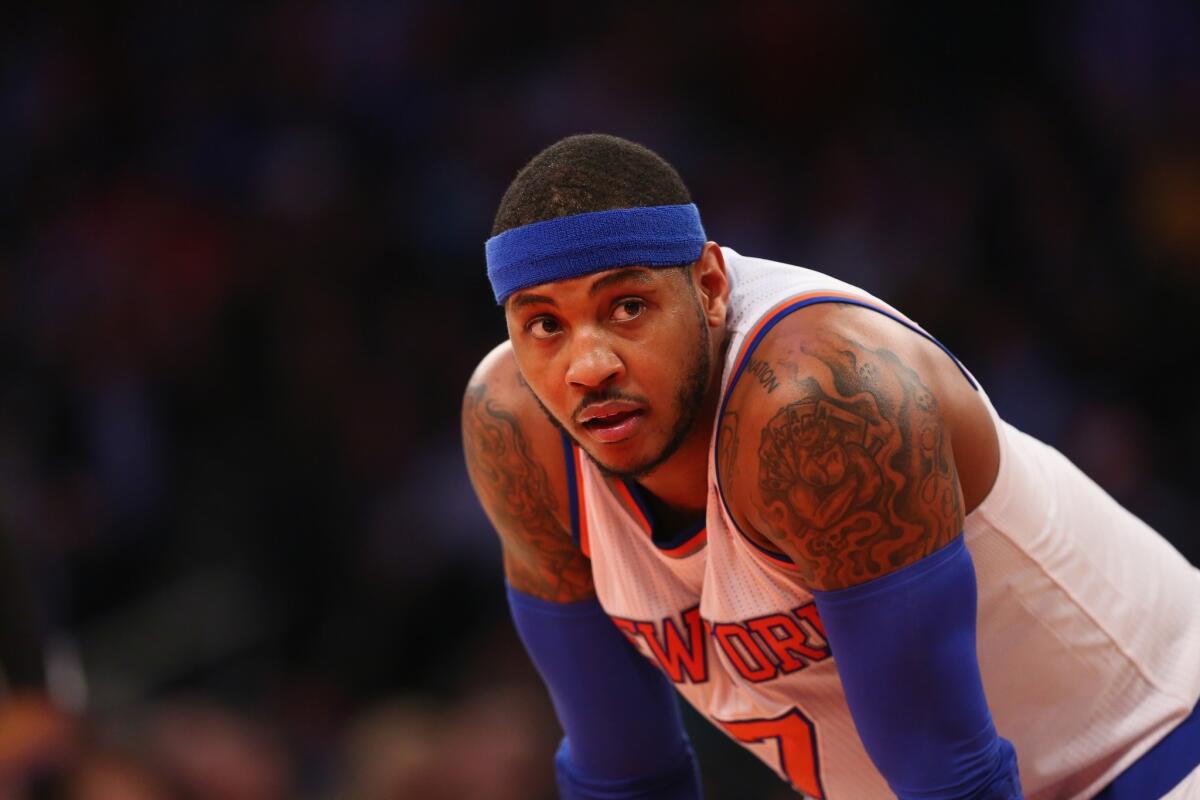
[560,433,590,558]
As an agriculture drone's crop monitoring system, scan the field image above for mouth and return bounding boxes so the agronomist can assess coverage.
[578,403,646,444]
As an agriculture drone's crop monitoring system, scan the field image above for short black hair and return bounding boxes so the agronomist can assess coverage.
[491,134,691,236]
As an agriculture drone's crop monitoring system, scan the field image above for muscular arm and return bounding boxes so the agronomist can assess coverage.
[723,306,1021,799]
[462,345,593,602]
[743,318,962,589]
[463,344,700,799]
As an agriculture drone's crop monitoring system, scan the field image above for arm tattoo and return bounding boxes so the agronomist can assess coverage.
[718,410,741,486]
[746,359,781,393]
[755,338,962,590]
[463,383,594,602]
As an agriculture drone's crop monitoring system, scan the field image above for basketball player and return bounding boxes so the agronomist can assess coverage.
[462,135,1200,799]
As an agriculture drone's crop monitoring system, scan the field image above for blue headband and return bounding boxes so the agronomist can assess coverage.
[485,203,706,304]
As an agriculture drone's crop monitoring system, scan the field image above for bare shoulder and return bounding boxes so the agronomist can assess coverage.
[462,341,594,602]
[718,304,988,591]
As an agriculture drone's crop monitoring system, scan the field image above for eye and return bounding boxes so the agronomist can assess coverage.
[526,315,562,340]
[611,298,645,322]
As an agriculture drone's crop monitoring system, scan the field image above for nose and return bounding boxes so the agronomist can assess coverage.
[564,328,624,388]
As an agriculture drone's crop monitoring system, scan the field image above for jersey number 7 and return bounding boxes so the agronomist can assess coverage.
[715,707,825,799]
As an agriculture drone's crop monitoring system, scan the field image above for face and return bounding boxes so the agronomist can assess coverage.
[505,262,720,479]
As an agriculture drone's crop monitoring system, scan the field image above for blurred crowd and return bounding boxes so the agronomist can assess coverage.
[1,2,1197,798]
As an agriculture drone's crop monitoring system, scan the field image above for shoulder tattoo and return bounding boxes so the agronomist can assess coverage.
[752,337,962,590]
[462,383,593,602]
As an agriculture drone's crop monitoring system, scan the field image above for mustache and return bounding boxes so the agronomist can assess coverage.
[573,388,649,424]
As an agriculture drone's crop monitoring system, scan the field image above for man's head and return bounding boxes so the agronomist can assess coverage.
[488,134,730,479]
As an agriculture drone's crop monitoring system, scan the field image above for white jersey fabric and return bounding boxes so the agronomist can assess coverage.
[569,249,1200,799]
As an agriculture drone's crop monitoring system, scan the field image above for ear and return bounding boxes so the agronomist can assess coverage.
[691,242,730,329]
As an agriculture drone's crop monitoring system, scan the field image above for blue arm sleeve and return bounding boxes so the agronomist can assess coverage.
[506,584,702,800]
[811,535,1023,800]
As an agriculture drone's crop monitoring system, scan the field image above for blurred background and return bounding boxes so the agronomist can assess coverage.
[1,2,1198,798]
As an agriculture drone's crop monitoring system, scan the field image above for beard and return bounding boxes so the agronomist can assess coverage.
[600,318,710,479]
[529,288,713,481]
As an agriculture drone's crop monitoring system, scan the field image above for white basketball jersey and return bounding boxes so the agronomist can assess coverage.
[567,249,1200,799]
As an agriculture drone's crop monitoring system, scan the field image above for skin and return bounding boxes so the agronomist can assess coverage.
[720,302,999,589]
[462,241,1000,598]
[461,352,594,602]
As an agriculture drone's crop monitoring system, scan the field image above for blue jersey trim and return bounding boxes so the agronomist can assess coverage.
[561,432,582,551]
[621,479,706,551]
[725,297,976,400]
[715,295,977,567]
[1094,698,1200,799]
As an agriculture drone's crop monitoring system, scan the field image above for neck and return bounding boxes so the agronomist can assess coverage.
[634,425,713,514]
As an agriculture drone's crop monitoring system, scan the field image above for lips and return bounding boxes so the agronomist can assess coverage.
[578,400,646,443]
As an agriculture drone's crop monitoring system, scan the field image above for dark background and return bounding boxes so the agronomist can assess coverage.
[1,2,1198,798]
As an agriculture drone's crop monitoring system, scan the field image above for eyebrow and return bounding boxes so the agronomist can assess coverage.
[509,292,556,309]
[588,268,654,296]
[508,268,655,310]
